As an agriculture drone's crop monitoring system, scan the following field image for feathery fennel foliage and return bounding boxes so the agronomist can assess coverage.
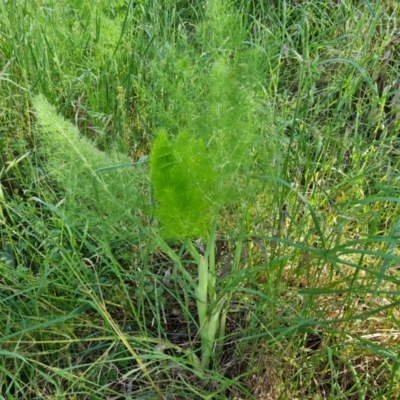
[150,129,215,239]
[32,94,146,242]
[149,5,275,238]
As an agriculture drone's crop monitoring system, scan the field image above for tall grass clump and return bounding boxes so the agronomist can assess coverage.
[0,0,147,153]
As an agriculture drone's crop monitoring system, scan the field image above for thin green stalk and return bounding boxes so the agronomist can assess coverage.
[196,254,208,331]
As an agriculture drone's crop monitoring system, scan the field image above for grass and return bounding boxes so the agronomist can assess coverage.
[1,0,400,398]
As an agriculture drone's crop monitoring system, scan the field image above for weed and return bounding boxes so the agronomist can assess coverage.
[1,0,400,398]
